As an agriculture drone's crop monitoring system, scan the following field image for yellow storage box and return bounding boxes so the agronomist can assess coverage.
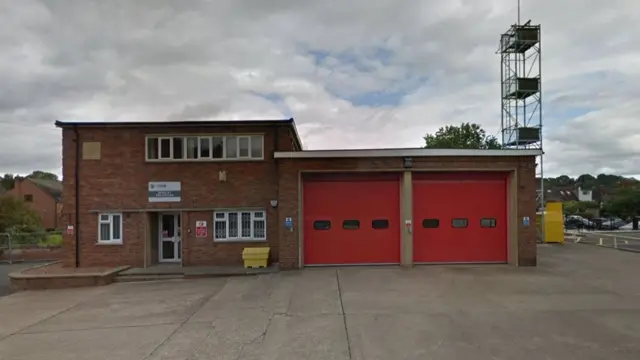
[242,247,270,268]
[543,202,565,244]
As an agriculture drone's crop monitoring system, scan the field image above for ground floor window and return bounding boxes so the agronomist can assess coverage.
[213,210,266,241]
[98,213,123,244]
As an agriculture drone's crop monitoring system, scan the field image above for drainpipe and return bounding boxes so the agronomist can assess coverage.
[73,126,81,268]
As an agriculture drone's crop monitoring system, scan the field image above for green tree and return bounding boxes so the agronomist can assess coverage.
[1,174,15,190]
[424,123,502,149]
[27,171,58,181]
[576,174,597,190]
[0,196,43,234]
[602,188,640,218]
[563,200,599,215]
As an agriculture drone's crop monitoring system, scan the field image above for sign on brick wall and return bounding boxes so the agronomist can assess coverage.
[196,221,207,238]
[148,181,181,202]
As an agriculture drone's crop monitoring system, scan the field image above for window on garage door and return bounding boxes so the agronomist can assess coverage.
[422,219,439,228]
[451,218,468,228]
[342,220,360,230]
[480,218,497,228]
[371,219,389,229]
[313,220,331,230]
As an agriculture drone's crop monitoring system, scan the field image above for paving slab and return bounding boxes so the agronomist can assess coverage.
[284,268,342,316]
[0,286,105,339]
[22,278,225,333]
[240,314,350,360]
[147,311,271,360]
[0,324,178,360]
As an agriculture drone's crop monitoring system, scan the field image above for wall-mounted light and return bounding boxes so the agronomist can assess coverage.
[218,170,227,182]
[403,157,413,169]
[270,200,278,208]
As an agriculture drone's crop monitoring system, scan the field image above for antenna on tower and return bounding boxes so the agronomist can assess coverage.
[517,0,521,25]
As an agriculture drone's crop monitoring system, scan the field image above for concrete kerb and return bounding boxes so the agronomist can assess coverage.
[566,232,640,254]
[573,240,640,254]
[8,262,131,290]
[9,264,131,280]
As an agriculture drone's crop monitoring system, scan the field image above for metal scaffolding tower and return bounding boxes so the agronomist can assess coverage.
[498,19,544,241]
[498,20,543,202]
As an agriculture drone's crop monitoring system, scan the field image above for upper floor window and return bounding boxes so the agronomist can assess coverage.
[146,135,264,161]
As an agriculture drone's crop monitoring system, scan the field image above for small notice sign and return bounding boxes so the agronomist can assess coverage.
[66,225,74,235]
[196,221,207,238]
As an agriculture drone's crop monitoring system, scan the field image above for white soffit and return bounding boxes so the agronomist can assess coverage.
[274,148,543,159]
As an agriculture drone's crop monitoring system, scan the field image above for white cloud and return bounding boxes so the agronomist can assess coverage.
[1,0,639,178]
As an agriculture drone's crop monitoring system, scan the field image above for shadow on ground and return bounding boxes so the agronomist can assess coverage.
[1,244,639,359]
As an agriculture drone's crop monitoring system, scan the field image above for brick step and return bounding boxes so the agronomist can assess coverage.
[114,274,184,283]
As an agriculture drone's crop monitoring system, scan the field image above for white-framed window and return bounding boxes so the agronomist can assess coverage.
[145,135,264,161]
[213,210,266,242]
[98,213,123,244]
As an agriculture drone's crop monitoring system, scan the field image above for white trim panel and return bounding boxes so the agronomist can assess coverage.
[274,148,543,159]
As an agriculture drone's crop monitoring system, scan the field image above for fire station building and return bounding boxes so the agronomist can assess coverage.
[56,119,539,269]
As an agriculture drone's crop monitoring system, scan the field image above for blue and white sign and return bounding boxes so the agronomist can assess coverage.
[148,181,181,203]
[523,216,530,226]
[284,217,293,230]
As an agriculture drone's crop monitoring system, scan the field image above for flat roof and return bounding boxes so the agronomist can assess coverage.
[55,118,303,150]
[274,148,543,159]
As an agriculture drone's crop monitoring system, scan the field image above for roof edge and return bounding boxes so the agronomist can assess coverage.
[54,118,294,128]
[274,148,543,159]
[54,118,303,150]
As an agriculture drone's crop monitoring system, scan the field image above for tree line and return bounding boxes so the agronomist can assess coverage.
[424,122,640,218]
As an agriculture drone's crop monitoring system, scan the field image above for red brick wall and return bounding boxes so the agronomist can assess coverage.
[276,156,538,269]
[9,179,60,230]
[61,122,537,269]
[61,124,296,267]
[182,210,278,266]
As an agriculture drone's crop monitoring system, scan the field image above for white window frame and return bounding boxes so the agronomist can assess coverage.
[145,134,265,162]
[172,137,185,160]
[145,137,159,160]
[213,210,267,242]
[198,136,212,160]
[158,137,173,160]
[250,135,264,158]
[237,136,251,159]
[211,136,225,159]
[185,136,198,159]
[97,213,123,244]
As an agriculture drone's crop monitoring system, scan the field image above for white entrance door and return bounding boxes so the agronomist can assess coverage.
[159,213,181,262]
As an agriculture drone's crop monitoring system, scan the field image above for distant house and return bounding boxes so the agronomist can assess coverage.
[9,178,63,231]
[546,186,579,202]
[577,186,593,202]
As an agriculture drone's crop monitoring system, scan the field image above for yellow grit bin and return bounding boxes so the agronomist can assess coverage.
[542,202,564,244]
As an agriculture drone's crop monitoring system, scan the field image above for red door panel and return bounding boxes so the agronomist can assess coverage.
[303,176,401,265]
[413,172,507,263]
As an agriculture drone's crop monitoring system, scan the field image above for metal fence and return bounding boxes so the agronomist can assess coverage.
[0,231,64,264]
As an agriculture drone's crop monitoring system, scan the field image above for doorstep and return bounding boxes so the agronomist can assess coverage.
[116,263,280,282]
[184,263,280,279]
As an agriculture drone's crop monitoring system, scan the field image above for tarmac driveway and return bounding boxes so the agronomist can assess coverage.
[1,243,640,359]
[0,262,41,297]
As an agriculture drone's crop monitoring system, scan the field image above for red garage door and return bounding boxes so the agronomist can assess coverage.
[303,173,401,265]
[413,172,508,263]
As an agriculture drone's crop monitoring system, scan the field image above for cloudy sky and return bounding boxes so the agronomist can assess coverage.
[1,0,639,178]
